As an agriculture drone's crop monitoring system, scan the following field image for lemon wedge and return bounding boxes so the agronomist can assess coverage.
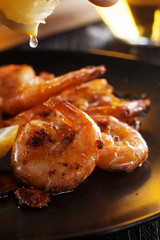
[0,0,59,36]
[0,125,19,159]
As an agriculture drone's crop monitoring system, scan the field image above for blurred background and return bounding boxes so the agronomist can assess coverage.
[1,0,160,66]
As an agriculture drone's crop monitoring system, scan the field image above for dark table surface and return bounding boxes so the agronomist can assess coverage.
[12,21,160,240]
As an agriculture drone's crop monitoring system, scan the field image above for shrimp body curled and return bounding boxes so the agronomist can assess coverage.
[11,98,102,193]
[92,115,148,172]
[0,64,106,115]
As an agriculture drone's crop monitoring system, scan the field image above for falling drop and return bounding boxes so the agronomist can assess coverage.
[29,35,38,48]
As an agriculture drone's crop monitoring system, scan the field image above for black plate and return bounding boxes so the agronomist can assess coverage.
[0,50,160,240]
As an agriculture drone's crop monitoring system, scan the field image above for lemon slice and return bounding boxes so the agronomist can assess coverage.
[0,125,19,159]
[0,0,59,36]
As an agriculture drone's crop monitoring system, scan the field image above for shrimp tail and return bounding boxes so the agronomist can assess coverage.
[44,97,98,131]
[122,99,151,118]
[87,98,150,120]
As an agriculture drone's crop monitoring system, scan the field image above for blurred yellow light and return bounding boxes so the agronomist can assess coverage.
[152,9,160,41]
[95,0,139,41]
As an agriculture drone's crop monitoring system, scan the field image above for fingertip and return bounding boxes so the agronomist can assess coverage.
[89,0,119,7]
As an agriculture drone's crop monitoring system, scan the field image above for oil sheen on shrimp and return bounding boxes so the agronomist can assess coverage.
[59,79,114,110]
[59,78,150,121]
[0,64,106,115]
[11,98,103,193]
[92,115,148,172]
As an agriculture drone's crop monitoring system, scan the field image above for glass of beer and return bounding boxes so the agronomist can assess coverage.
[95,0,160,46]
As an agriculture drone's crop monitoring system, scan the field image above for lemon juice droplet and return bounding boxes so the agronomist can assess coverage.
[29,35,38,48]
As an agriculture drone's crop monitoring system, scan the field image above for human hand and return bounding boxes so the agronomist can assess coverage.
[88,0,119,7]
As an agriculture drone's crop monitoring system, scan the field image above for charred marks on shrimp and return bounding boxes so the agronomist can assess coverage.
[37,110,52,118]
[48,170,56,177]
[62,162,82,170]
[68,163,82,170]
[63,163,69,167]
[96,119,109,131]
[96,139,104,149]
[96,119,120,142]
[15,187,51,208]
[26,128,56,148]
[75,163,82,170]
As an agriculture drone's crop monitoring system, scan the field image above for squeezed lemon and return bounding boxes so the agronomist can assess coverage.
[0,125,19,159]
[0,0,59,36]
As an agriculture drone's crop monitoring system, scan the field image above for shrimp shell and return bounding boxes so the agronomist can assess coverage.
[92,115,148,172]
[11,98,102,193]
[0,64,106,115]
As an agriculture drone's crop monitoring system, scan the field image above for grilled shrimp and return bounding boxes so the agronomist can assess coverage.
[59,79,150,121]
[11,98,102,193]
[59,79,114,110]
[0,64,106,115]
[0,98,149,131]
[92,115,148,172]
[87,99,150,121]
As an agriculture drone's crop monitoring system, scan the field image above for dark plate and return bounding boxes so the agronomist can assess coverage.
[0,50,160,240]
